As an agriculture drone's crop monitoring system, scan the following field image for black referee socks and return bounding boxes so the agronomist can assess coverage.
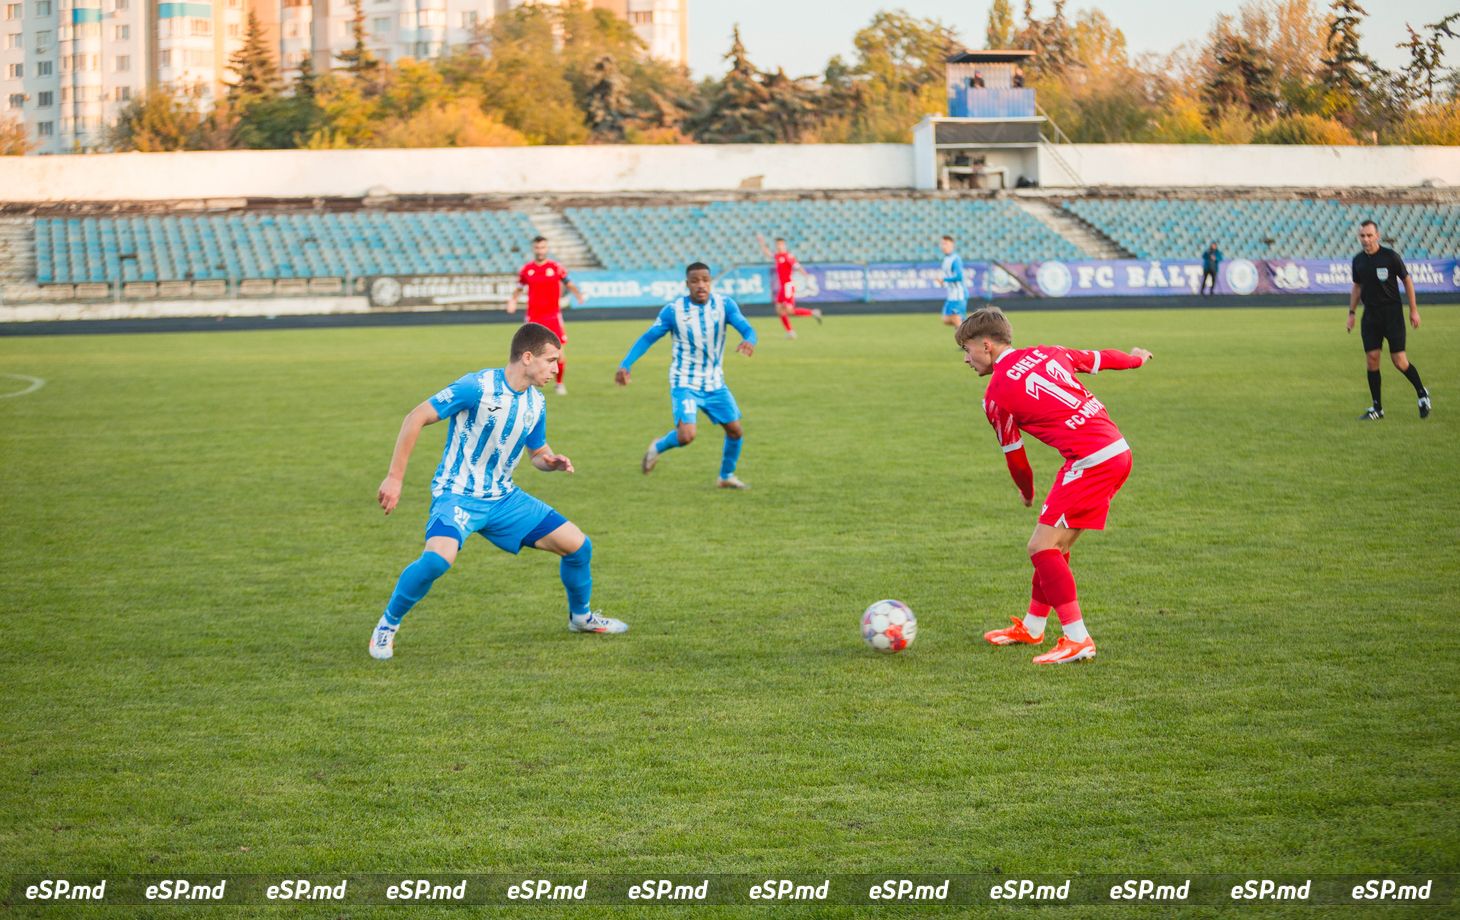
[1368,370,1383,409]
[1402,363,1426,396]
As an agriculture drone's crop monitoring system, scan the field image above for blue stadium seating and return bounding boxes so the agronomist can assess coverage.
[563,199,1084,270]
[1063,199,1460,260]
[33,210,538,285]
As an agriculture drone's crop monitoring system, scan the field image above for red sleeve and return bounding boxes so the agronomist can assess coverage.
[554,261,569,284]
[1067,348,1145,374]
[985,395,1034,502]
[518,265,530,285]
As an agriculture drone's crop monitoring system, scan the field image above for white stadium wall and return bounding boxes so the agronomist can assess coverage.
[0,145,916,202]
[1038,145,1460,188]
[1,143,1458,202]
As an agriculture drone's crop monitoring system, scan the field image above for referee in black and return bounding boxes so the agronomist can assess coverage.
[1348,219,1430,420]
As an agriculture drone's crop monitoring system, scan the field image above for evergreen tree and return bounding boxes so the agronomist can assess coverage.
[227,11,283,147]
[986,0,1015,49]
[107,90,207,151]
[1203,28,1279,118]
[584,54,630,141]
[336,0,383,93]
[690,27,778,143]
[1319,0,1377,98]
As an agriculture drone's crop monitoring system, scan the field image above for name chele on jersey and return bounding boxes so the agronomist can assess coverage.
[431,368,546,500]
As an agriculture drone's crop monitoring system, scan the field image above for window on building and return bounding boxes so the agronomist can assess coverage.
[38,121,54,136]
[113,0,127,9]
[227,22,239,37]
[419,9,443,26]
[6,62,21,78]
[630,10,652,24]
[116,85,129,100]
[36,59,52,75]
[191,17,210,36]
[59,85,69,101]
[35,29,51,48]
[227,0,239,6]
[461,11,477,28]
[7,93,23,110]
[115,24,128,39]
[4,3,19,20]
[5,32,19,48]
[115,54,127,71]
[59,117,71,132]
[57,23,70,39]
[37,90,52,106]
[373,16,389,34]
[187,48,208,66]
[36,0,50,12]
[158,49,170,67]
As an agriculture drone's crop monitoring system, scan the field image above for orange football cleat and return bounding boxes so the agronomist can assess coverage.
[1032,636,1096,664]
[984,616,1044,646]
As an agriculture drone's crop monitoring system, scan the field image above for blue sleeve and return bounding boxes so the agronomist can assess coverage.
[524,408,546,451]
[723,297,757,346]
[427,373,482,419]
[620,306,675,369]
[946,256,963,282]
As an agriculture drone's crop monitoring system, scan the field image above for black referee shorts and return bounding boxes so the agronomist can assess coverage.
[1361,305,1406,353]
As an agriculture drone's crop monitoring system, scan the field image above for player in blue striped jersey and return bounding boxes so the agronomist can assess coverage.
[369,323,626,660]
[615,262,758,489]
[940,235,968,326]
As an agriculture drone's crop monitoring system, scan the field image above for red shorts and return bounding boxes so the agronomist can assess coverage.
[775,280,795,306]
[1038,448,1132,531]
[526,312,566,344]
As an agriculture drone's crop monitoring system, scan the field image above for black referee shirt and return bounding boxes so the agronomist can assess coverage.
[1352,246,1408,309]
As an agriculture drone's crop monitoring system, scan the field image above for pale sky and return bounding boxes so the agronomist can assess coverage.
[688,0,1457,80]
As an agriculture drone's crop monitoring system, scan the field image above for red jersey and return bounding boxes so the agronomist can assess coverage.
[518,260,569,320]
[983,345,1143,465]
[773,252,796,285]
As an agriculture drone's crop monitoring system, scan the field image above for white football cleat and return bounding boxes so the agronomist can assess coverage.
[555,383,567,396]
[642,441,660,474]
[369,616,398,660]
[716,475,750,490]
[569,610,628,634]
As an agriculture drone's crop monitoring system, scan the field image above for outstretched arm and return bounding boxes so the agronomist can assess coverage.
[1071,348,1153,373]
[616,307,675,385]
[379,401,441,514]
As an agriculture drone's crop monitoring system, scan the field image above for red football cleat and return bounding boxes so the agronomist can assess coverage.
[984,616,1044,646]
[1032,636,1096,664]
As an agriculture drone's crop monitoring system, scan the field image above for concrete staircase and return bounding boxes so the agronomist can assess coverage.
[1013,197,1132,260]
[0,217,45,306]
[523,204,600,270]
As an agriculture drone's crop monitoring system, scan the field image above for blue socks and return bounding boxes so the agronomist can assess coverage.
[654,429,681,454]
[560,537,593,616]
[720,435,743,479]
[384,550,452,625]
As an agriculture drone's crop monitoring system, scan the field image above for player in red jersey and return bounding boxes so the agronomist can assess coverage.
[507,236,586,395]
[756,234,822,339]
[957,308,1153,665]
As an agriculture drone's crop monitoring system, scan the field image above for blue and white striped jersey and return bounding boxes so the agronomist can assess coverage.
[621,293,757,391]
[427,368,547,500]
[942,252,967,302]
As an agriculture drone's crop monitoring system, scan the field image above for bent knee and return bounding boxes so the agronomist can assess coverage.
[677,429,696,446]
[724,422,744,439]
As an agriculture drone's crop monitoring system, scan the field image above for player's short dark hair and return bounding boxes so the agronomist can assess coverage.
[510,322,562,362]
[955,307,1013,347]
[686,261,711,276]
[774,237,786,243]
[532,235,548,244]
[1360,219,1378,231]
[942,235,955,243]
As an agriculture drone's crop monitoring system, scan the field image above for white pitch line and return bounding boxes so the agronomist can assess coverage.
[0,373,45,399]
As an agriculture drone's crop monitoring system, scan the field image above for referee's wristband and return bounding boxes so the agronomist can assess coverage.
[1348,309,1356,315]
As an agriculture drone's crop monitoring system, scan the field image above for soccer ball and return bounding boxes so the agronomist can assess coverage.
[861,599,917,653]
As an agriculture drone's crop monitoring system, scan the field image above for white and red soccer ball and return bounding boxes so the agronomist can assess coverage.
[861,599,917,653]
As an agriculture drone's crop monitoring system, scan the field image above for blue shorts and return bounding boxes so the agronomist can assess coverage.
[425,488,566,555]
[942,299,967,317]
[670,386,741,426]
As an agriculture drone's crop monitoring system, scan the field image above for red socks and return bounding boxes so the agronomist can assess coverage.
[556,360,565,385]
[1031,549,1082,626]
[779,313,794,331]
[792,307,814,317]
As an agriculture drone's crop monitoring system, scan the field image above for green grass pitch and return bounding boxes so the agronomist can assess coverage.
[1,306,1457,917]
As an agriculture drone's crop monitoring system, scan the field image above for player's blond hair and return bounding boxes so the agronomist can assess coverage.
[955,307,1013,347]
